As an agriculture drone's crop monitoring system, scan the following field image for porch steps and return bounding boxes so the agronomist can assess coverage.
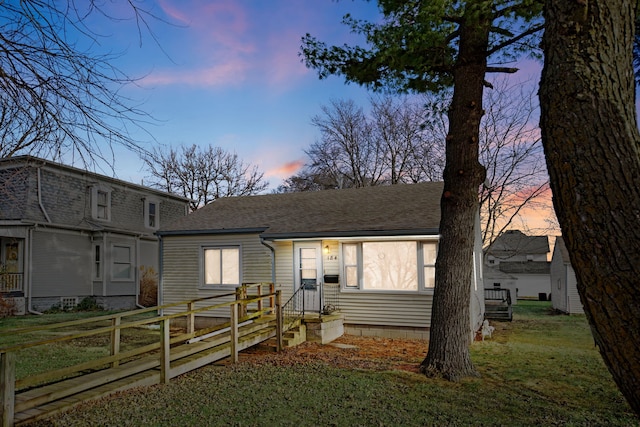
[485,302,513,321]
[257,320,306,351]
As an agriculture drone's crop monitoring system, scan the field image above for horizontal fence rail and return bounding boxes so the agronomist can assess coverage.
[0,283,281,427]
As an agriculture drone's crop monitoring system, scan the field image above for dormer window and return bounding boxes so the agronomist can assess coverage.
[144,198,160,229]
[91,185,112,221]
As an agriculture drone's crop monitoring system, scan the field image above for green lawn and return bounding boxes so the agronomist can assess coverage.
[8,301,639,426]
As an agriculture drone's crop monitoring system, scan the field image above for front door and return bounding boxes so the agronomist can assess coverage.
[294,242,322,312]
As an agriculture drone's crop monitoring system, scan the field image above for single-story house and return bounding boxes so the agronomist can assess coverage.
[157,182,485,340]
[0,156,190,314]
[550,236,583,314]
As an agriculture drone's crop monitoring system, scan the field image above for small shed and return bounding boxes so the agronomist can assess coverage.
[550,236,583,314]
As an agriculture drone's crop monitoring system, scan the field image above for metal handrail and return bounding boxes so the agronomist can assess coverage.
[281,285,305,333]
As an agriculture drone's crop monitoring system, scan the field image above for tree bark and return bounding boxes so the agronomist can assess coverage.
[539,0,640,415]
[420,5,489,381]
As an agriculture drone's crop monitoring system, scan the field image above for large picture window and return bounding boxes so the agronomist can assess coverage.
[342,241,437,292]
[203,247,240,287]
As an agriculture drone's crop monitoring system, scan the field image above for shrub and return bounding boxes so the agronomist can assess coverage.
[0,294,17,318]
[138,266,158,307]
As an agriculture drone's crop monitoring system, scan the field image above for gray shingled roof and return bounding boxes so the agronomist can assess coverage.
[498,261,551,275]
[487,230,550,256]
[159,182,444,238]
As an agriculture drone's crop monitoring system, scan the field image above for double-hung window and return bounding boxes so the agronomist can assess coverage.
[91,185,112,221]
[202,246,240,287]
[144,198,159,229]
[93,244,102,280]
[112,244,133,281]
[342,241,437,292]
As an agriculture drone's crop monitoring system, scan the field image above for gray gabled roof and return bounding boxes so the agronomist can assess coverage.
[498,261,551,275]
[487,229,550,256]
[159,182,444,239]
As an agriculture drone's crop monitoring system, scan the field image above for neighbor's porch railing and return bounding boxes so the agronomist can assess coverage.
[0,273,23,293]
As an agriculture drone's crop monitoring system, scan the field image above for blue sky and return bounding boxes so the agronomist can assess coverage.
[98,0,383,188]
[90,0,543,193]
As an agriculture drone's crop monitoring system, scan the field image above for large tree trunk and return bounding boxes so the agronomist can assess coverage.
[420,6,488,381]
[540,0,640,415]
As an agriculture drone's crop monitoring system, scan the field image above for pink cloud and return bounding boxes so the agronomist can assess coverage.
[266,159,305,179]
[150,1,311,89]
[140,61,250,87]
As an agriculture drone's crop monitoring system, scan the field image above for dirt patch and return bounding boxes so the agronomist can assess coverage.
[237,335,429,373]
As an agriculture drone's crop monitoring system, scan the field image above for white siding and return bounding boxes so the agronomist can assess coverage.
[161,233,273,317]
[516,274,551,298]
[273,241,294,301]
[566,266,583,314]
[338,292,432,327]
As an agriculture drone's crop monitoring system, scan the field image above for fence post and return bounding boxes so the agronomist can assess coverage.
[256,283,263,312]
[160,318,171,384]
[0,351,15,427]
[110,316,121,368]
[269,283,275,313]
[187,301,195,335]
[275,290,283,352]
[230,304,238,363]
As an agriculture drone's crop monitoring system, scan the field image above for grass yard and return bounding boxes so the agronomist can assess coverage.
[0,310,159,380]
[7,301,640,426]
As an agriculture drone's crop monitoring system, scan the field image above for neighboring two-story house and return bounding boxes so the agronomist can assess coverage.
[0,156,189,314]
[483,230,551,300]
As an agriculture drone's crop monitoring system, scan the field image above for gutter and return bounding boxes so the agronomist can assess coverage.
[260,228,441,240]
[260,238,277,285]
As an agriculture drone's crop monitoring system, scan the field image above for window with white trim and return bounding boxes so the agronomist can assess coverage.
[112,244,133,281]
[93,244,102,280]
[144,198,159,229]
[422,242,437,288]
[202,246,240,287]
[341,241,437,292]
[91,185,112,221]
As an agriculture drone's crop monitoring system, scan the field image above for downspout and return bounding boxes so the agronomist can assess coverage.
[37,168,52,223]
[260,238,276,285]
[102,233,108,297]
[157,235,164,315]
[27,227,42,315]
[135,235,145,309]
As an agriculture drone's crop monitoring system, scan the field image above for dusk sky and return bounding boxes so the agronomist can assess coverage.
[98,0,543,192]
[102,0,383,187]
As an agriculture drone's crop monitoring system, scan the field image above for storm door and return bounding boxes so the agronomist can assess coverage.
[294,242,322,312]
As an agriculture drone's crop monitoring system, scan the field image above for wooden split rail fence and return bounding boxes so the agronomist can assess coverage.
[0,283,287,427]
